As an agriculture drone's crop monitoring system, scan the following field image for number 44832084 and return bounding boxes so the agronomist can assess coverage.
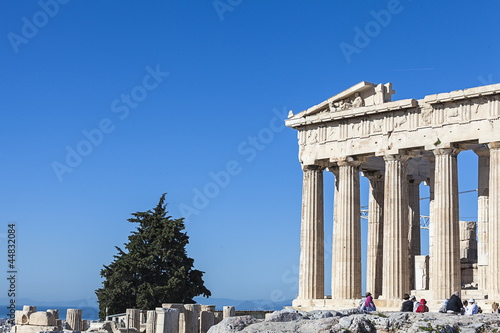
[8,223,15,269]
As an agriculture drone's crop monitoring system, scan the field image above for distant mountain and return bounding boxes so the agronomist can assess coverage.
[0,296,290,320]
[0,298,99,320]
[0,297,98,308]
[192,297,293,311]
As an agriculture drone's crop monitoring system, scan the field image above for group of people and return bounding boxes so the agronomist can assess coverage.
[439,291,480,315]
[359,291,494,314]
[401,294,429,313]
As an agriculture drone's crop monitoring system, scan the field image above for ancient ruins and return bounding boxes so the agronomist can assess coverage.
[14,306,86,333]
[12,304,236,333]
[285,81,500,310]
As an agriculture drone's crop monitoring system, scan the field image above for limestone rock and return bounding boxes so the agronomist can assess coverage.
[206,310,500,333]
[46,309,59,320]
[305,310,340,319]
[297,317,340,333]
[14,325,59,333]
[22,306,36,313]
[28,311,56,326]
[333,314,376,332]
[88,321,113,332]
[206,316,258,333]
[265,309,305,322]
[240,321,299,333]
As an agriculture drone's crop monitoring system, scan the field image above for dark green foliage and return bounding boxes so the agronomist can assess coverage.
[95,194,211,319]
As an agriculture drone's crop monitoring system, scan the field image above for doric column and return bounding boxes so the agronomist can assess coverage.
[408,178,422,291]
[298,164,324,299]
[382,154,409,299]
[489,142,500,299]
[331,160,361,299]
[475,147,489,292]
[432,148,461,299]
[66,309,82,331]
[364,171,384,298]
[126,309,141,332]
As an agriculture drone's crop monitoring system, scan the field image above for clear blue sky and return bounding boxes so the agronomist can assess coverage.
[0,1,498,305]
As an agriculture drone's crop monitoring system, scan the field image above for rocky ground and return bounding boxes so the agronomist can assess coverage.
[207,308,500,332]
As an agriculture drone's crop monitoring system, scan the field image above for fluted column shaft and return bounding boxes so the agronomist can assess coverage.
[489,142,500,299]
[382,154,409,299]
[298,165,324,299]
[365,171,384,298]
[432,148,461,299]
[408,178,421,291]
[475,147,489,292]
[332,160,361,299]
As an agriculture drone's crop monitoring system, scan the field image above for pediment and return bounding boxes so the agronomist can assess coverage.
[289,81,395,119]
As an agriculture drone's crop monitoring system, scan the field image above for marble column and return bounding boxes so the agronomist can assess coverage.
[156,308,179,333]
[146,310,157,333]
[364,171,384,298]
[200,311,215,333]
[66,309,82,331]
[489,142,500,299]
[408,178,422,291]
[382,154,409,299]
[432,148,461,300]
[475,147,489,292]
[222,306,235,319]
[298,165,324,300]
[331,160,361,299]
[183,304,200,333]
[126,309,141,332]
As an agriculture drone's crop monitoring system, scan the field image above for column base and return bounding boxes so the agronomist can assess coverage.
[291,289,493,312]
[292,297,406,312]
[291,298,358,312]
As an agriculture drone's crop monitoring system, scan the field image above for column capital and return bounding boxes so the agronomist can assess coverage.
[337,158,363,168]
[383,154,409,162]
[474,146,490,157]
[301,164,325,172]
[433,148,460,157]
[363,170,384,181]
[407,177,423,185]
[488,142,500,150]
[326,165,338,175]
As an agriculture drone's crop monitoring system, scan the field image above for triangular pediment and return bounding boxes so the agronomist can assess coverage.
[288,81,395,119]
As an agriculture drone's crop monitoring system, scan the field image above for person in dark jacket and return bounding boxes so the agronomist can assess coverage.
[446,291,463,313]
[401,294,413,312]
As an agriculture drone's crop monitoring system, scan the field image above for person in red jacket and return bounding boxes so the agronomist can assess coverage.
[416,299,429,313]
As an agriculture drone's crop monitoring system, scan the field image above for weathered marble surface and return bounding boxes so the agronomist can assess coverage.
[207,308,500,333]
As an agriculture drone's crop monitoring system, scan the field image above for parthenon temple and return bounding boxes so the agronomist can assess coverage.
[285,81,500,310]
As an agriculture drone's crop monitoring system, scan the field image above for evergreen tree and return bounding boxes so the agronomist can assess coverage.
[95,194,211,318]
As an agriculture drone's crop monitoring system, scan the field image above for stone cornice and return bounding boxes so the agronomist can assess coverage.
[423,83,500,104]
[286,98,417,128]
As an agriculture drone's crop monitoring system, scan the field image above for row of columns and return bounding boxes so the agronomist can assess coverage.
[298,143,500,301]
